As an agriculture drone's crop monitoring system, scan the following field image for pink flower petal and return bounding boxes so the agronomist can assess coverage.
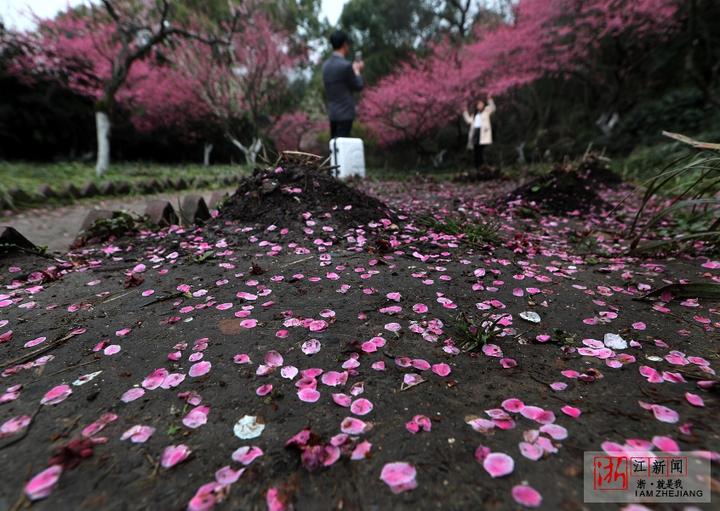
[187,480,223,510]
[482,344,502,357]
[121,425,155,443]
[467,417,495,433]
[183,406,209,428]
[474,445,491,463]
[539,424,568,440]
[351,440,372,460]
[142,368,169,389]
[233,353,251,364]
[412,358,430,371]
[402,373,425,389]
[519,441,544,460]
[215,466,245,485]
[40,384,72,405]
[104,344,121,356]
[81,412,118,438]
[0,415,32,437]
[24,336,47,348]
[25,465,63,501]
[340,417,370,435]
[321,371,348,387]
[650,404,679,423]
[561,405,581,418]
[483,452,514,478]
[332,393,352,407]
[685,392,705,407]
[265,350,284,367]
[280,366,298,379]
[160,373,185,389]
[232,445,264,465]
[298,388,320,403]
[520,406,555,424]
[239,319,258,328]
[380,462,417,493]
[257,384,273,396]
[121,387,145,403]
[500,357,517,369]
[309,320,328,332]
[301,339,321,355]
[350,398,373,416]
[512,484,542,507]
[189,361,212,378]
[161,444,191,468]
[266,487,287,511]
[431,363,451,377]
[501,398,525,413]
[652,435,680,454]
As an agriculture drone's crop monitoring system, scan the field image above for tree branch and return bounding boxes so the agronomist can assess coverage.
[101,0,120,23]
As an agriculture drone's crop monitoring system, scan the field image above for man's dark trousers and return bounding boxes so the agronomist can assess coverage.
[330,120,353,139]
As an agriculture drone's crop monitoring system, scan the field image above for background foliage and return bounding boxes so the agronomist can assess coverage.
[0,0,718,172]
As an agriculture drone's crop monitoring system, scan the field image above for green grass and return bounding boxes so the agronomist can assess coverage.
[419,215,502,246]
[614,130,720,182]
[0,161,250,211]
[0,161,246,191]
[456,312,509,353]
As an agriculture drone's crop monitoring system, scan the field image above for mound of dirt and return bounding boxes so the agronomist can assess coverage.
[502,155,617,213]
[576,153,622,186]
[220,157,397,230]
[502,168,602,213]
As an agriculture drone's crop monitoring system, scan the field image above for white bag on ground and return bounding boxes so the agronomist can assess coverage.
[329,137,366,179]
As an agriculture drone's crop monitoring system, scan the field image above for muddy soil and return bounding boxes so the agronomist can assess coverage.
[502,155,620,214]
[0,169,717,511]
[221,164,396,231]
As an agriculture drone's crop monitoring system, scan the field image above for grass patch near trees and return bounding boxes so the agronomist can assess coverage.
[0,162,249,211]
[0,162,245,191]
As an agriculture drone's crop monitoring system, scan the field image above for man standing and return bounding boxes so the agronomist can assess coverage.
[322,31,364,139]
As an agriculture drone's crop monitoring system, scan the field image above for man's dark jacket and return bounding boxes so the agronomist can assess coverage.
[322,54,364,122]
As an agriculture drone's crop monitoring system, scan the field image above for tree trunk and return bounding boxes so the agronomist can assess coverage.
[595,112,620,136]
[228,135,263,166]
[203,143,214,166]
[95,110,111,176]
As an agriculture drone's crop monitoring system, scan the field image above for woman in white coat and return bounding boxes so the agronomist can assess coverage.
[463,96,496,170]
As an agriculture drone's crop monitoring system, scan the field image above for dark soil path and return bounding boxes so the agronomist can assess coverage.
[0,169,717,511]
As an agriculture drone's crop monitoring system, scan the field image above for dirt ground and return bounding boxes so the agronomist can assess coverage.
[0,168,717,511]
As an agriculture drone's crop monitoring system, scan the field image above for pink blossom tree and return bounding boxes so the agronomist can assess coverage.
[123,59,217,163]
[360,41,466,147]
[173,11,302,165]
[269,111,325,153]
[361,0,682,147]
[13,1,237,175]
